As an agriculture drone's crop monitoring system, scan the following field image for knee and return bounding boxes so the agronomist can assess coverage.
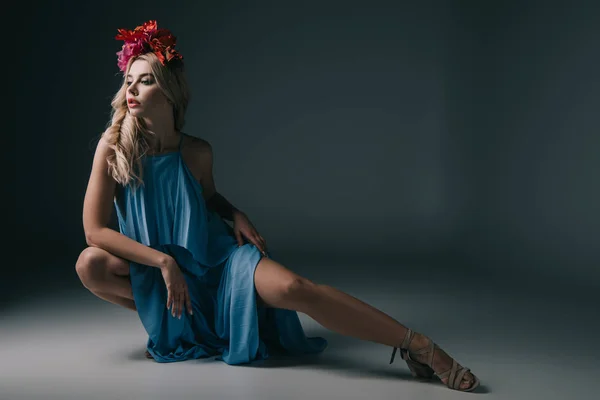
[75,247,106,290]
[280,277,318,305]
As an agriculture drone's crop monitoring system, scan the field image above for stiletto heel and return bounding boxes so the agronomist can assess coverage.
[389,328,480,392]
[389,339,434,379]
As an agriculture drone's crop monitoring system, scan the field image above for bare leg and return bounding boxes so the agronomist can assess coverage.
[91,290,137,311]
[75,247,136,309]
[254,256,413,346]
[76,247,157,359]
[254,257,477,390]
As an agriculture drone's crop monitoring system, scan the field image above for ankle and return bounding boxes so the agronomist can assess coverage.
[409,332,430,351]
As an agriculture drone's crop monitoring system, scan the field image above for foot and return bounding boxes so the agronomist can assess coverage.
[144,349,153,359]
[408,332,478,391]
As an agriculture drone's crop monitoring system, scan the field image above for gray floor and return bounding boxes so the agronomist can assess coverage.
[1,261,597,400]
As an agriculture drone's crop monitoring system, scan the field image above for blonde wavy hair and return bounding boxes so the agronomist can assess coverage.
[102,52,190,188]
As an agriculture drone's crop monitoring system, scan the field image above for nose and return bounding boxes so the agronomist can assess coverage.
[127,81,138,96]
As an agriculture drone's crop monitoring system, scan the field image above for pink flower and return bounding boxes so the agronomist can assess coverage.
[116,41,146,72]
[114,20,183,73]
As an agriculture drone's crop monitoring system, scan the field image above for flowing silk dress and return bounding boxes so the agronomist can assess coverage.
[113,134,327,364]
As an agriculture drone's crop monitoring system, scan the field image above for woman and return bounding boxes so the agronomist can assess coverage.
[76,20,480,392]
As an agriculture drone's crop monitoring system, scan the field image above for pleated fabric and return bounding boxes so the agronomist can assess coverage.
[113,135,327,364]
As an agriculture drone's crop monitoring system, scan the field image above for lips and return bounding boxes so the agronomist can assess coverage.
[127,99,140,105]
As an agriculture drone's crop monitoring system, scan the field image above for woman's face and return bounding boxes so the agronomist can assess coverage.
[125,59,171,118]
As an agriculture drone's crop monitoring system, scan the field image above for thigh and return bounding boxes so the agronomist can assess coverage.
[253,256,313,309]
[78,246,131,277]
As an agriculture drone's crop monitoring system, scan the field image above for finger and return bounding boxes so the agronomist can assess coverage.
[172,288,179,317]
[186,289,193,315]
[254,233,265,246]
[177,289,184,318]
[178,290,184,318]
[166,288,173,310]
[255,237,267,255]
[250,237,264,254]
[235,230,244,247]
[259,236,268,252]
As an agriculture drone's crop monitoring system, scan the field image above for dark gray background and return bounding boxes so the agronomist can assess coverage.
[11,0,599,306]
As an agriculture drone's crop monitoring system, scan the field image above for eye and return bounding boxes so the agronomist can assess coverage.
[125,79,152,86]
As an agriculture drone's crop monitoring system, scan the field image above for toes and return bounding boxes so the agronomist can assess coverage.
[460,375,475,390]
[443,374,475,390]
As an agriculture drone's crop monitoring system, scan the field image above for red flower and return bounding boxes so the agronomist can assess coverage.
[115,20,182,72]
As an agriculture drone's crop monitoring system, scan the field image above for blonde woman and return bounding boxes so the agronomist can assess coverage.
[76,20,480,392]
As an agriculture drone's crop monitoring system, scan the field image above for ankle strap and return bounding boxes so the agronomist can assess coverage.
[401,328,414,349]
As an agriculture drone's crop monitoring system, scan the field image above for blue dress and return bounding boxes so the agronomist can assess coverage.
[113,134,327,364]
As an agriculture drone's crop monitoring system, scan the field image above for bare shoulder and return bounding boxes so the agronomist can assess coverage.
[183,134,212,155]
[83,134,119,237]
[182,134,213,167]
[95,135,115,157]
[181,134,214,187]
[91,135,117,174]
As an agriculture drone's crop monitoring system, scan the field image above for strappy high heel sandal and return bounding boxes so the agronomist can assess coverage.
[389,328,481,392]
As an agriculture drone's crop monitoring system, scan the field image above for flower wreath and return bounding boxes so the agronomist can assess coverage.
[115,20,183,73]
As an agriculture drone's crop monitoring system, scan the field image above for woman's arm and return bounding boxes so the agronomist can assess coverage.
[82,137,173,269]
[206,192,242,222]
[184,138,267,254]
[186,139,242,221]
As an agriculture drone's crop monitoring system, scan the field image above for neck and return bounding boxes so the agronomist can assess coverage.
[143,117,179,150]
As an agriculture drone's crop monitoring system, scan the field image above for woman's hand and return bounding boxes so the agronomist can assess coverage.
[161,258,193,319]
[232,210,269,257]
